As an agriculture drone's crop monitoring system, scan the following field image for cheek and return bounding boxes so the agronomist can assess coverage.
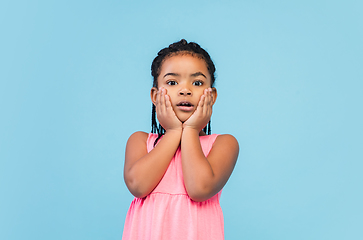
[196,89,207,98]
[164,88,176,104]
[166,95,176,106]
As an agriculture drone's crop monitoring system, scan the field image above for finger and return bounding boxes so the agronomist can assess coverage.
[199,93,206,109]
[155,89,159,106]
[203,89,212,118]
[210,88,215,104]
[208,88,213,105]
[208,88,214,115]
[159,88,166,113]
[165,94,172,111]
[157,88,166,117]
[156,88,161,112]
[202,88,209,115]
[204,89,210,106]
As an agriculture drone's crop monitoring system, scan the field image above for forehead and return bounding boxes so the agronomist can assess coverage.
[159,54,210,78]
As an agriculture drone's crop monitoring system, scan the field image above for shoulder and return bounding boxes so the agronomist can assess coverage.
[211,134,239,160]
[128,131,149,139]
[215,134,239,148]
[125,131,149,160]
[127,131,149,145]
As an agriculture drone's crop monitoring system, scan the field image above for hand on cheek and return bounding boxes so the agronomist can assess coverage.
[155,88,182,132]
[183,88,214,132]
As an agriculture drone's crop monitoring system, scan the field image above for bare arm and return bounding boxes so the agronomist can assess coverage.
[124,87,182,198]
[181,88,239,202]
[124,130,181,198]
[181,130,239,202]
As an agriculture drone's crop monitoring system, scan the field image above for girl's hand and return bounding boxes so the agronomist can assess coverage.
[155,88,182,132]
[183,88,214,132]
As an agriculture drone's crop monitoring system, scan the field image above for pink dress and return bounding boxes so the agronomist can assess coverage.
[122,133,224,240]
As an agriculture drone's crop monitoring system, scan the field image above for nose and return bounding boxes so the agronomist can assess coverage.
[179,88,192,96]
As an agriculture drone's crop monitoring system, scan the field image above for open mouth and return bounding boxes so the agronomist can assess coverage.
[177,101,193,107]
[176,101,194,111]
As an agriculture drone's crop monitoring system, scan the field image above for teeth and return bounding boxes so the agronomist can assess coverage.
[180,102,191,106]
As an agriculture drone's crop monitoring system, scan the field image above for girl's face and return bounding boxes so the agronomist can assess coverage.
[152,54,217,123]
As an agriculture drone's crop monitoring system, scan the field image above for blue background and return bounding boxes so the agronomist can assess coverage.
[1,0,362,239]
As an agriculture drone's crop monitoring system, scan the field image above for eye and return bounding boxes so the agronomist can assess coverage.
[167,80,177,86]
[193,80,203,86]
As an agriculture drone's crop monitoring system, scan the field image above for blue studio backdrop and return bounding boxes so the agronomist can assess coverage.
[1,0,362,239]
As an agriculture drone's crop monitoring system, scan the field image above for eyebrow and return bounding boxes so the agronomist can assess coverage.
[163,73,180,78]
[163,72,207,78]
[190,72,207,78]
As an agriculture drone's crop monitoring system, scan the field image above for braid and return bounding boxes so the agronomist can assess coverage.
[151,104,165,146]
[203,121,211,135]
[151,39,216,146]
[151,104,157,134]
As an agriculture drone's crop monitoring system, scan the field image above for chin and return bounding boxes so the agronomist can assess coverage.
[177,115,191,123]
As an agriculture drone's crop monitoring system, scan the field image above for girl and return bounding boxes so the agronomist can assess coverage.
[122,39,239,240]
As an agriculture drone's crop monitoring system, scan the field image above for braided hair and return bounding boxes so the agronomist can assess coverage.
[151,39,216,146]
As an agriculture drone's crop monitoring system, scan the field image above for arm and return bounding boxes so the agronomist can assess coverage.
[181,88,239,202]
[181,130,239,202]
[124,88,182,198]
[124,130,181,198]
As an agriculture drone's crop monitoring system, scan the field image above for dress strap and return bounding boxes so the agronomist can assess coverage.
[146,133,159,153]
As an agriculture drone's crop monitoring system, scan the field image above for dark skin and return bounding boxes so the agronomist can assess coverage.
[124,55,239,202]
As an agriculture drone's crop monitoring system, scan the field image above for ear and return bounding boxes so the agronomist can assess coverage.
[211,87,217,105]
[150,87,158,106]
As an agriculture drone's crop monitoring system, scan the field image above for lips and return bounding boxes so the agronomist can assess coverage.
[176,101,194,111]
